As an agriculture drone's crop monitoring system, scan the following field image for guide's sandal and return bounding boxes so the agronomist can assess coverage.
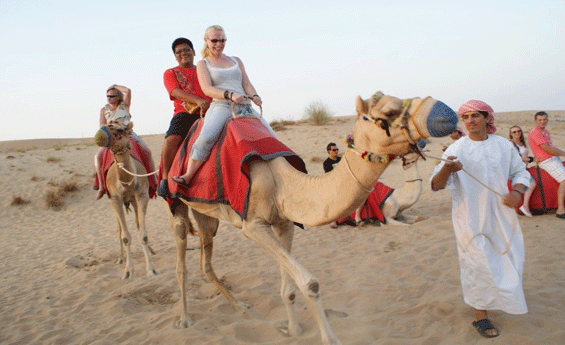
[556,213,565,219]
[472,318,499,338]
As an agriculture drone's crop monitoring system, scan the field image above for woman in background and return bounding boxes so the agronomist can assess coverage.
[94,85,155,199]
[509,125,536,217]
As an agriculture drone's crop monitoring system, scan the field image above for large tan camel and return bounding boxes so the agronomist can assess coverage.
[158,93,455,345]
[381,152,424,225]
[94,122,158,279]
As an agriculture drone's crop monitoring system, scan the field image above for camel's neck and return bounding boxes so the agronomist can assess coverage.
[273,149,391,226]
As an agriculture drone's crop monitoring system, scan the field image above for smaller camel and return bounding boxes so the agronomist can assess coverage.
[381,152,424,225]
[94,122,158,279]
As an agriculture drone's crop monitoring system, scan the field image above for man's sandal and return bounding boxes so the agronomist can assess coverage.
[472,318,499,338]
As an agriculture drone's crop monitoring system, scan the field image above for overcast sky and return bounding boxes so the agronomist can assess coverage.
[1,0,563,141]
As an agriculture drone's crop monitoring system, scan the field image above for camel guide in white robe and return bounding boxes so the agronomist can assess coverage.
[430,100,530,338]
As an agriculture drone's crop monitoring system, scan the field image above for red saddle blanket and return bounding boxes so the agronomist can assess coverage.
[512,162,565,215]
[336,182,394,225]
[161,117,306,219]
[93,138,157,199]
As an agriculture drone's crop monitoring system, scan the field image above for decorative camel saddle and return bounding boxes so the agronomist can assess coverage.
[514,163,565,215]
[336,182,394,225]
[162,117,307,218]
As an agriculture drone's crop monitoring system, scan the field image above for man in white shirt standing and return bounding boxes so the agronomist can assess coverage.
[430,100,530,338]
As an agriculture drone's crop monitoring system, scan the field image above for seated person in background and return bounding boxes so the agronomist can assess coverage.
[322,142,363,226]
[95,84,155,200]
[323,142,341,173]
[323,142,342,228]
[509,125,536,217]
[528,111,565,219]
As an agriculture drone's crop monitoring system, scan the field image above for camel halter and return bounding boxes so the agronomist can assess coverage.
[342,132,397,193]
[362,92,427,160]
[109,141,159,186]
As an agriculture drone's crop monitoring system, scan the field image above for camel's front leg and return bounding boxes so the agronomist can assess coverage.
[115,222,125,264]
[272,221,302,337]
[243,219,341,345]
[166,202,194,328]
[134,195,158,276]
[191,210,250,309]
[109,198,134,279]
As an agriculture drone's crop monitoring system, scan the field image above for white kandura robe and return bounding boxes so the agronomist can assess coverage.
[431,135,530,314]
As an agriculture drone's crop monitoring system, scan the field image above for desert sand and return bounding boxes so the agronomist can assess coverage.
[1,109,565,345]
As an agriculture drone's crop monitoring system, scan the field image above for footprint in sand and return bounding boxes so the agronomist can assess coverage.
[383,241,402,253]
[64,255,99,269]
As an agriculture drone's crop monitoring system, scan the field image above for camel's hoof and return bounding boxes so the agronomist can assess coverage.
[147,269,158,277]
[277,321,303,337]
[175,317,195,329]
[238,301,252,310]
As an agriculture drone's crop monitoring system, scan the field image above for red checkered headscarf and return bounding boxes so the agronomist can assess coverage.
[458,100,496,134]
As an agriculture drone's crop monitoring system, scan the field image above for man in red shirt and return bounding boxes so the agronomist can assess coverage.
[528,111,565,218]
[158,38,212,197]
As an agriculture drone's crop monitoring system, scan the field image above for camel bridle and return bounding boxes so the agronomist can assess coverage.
[343,92,430,192]
[362,92,427,161]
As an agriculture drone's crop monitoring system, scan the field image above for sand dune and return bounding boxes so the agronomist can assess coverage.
[1,110,564,344]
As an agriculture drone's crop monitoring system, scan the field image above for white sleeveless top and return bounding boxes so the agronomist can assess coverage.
[513,142,528,158]
[104,104,131,125]
[204,56,246,99]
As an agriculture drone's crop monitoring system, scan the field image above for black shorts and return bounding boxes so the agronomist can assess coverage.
[165,112,200,139]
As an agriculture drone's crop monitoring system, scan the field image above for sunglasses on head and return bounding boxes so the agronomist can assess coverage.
[209,39,226,43]
[107,95,118,98]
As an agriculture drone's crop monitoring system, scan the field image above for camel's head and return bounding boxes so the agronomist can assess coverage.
[354,91,456,155]
[94,121,133,148]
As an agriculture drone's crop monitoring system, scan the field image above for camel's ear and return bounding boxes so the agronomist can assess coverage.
[356,96,368,115]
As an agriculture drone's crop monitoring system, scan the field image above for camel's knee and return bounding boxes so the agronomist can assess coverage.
[143,235,148,244]
[122,237,130,245]
[309,281,319,294]
[281,281,297,303]
[304,280,320,299]
[285,291,297,303]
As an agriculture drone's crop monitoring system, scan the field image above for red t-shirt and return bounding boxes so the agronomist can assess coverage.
[528,127,554,162]
[163,66,212,116]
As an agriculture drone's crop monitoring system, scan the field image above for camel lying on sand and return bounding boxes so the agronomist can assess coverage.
[94,122,158,279]
[98,92,455,345]
[381,152,425,225]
